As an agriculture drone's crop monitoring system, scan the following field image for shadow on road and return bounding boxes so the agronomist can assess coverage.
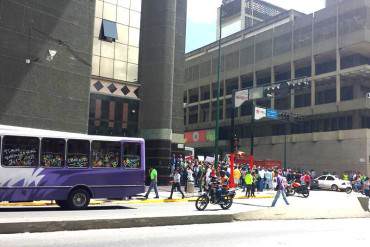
[0,205,136,212]
[234,202,271,208]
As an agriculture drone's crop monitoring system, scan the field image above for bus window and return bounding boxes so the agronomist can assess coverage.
[122,142,141,169]
[67,140,90,168]
[41,138,65,168]
[92,141,120,168]
[1,136,39,167]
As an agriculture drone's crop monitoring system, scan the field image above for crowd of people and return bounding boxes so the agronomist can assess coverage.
[143,154,370,205]
[169,154,317,194]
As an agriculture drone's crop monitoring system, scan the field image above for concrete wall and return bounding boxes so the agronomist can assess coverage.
[0,0,94,133]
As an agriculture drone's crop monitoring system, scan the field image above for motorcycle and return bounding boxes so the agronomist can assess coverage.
[286,181,309,198]
[195,188,236,211]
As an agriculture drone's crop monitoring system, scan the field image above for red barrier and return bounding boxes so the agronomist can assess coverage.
[229,153,235,188]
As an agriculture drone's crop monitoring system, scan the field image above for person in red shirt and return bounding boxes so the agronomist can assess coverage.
[304,172,311,188]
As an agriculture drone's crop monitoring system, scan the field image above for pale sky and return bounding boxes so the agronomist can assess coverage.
[186,0,326,52]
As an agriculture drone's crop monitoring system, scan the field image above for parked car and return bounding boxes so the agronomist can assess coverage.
[313,175,352,193]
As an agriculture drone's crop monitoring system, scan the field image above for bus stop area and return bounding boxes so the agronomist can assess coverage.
[0,190,369,234]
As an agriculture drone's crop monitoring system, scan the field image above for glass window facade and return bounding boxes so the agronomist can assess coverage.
[92,0,141,83]
[89,94,139,137]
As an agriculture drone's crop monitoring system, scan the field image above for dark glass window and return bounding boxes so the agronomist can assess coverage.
[212,101,224,121]
[200,86,210,101]
[241,101,253,116]
[225,98,233,119]
[122,142,141,169]
[67,140,90,168]
[295,94,311,108]
[241,74,253,89]
[318,176,327,180]
[200,103,210,122]
[188,106,198,124]
[326,176,335,181]
[188,88,199,103]
[101,19,118,42]
[92,141,120,168]
[341,86,353,101]
[225,78,239,95]
[212,82,224,98]
[41,138,65,168]
[2,136,39,167]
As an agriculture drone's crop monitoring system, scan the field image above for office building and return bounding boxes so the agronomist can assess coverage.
[89,0,141,137]
[184,0,370,175]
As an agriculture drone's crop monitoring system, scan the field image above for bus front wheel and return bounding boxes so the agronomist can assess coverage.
[67,189,90,210]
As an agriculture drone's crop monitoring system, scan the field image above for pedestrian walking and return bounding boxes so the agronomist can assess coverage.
[251,172,256,198]
[244,170,253,198]
[233,166,241,189]
[271,170,289,207]
[168,169,185,199]
[144,166,159,199]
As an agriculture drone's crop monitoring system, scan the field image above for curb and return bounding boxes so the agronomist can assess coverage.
[0,214,235,234]
[1,207,369,234]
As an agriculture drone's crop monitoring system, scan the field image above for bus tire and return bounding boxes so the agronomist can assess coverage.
[67,188,90,210]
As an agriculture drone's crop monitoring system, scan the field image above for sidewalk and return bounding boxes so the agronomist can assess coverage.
[0,186,274,207]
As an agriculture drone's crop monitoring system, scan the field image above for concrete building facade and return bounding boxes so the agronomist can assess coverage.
[184,0,370,175]
[0,0,95,133]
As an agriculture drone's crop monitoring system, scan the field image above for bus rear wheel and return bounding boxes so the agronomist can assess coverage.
[67,189,90,210]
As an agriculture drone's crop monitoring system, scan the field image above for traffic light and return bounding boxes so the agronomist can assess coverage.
[278,112,291,121]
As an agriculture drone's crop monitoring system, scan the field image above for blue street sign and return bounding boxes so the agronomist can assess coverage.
[266,109,278,120]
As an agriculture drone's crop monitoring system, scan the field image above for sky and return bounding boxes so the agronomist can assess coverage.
[186,0,326,52]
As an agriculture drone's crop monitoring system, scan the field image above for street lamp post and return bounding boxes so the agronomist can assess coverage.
[214,2,224,170]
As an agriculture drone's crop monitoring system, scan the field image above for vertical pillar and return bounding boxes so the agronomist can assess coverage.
[139,0,187,184]
[336,5,341,104]
[271,66,275,109]
[311,16,316,107]
[209,83,212,121]
[290,21,295,110]
[197,87,201,122]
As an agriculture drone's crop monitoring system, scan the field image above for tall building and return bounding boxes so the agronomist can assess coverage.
[88,0,187,182]
[0,0,94,133]
[217,0,285,38]
[89,0,141,137]
[184,0,370,175]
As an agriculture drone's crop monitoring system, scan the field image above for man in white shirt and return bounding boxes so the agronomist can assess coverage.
[168,169,185,199]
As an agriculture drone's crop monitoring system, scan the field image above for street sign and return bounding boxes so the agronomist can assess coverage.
[254,106,266,120]
[266,109,279,120]
[249,87,264,100]
[234,89,249,108]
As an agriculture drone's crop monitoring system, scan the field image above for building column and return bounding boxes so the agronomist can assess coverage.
[290,22,295,110]
[208,83,212,121]
[290,62,295,110]
[336,5,341,104]
[271,66,275,109]
[139,0,186,184]
[197,87,201,122]
[311,15,316,107]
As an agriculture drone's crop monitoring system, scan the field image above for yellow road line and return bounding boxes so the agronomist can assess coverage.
[0,195,274,207]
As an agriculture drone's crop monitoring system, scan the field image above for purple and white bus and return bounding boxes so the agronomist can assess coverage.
[0,125,145,209]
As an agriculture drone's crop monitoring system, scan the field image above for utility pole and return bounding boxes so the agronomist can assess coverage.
[214,2,223,170]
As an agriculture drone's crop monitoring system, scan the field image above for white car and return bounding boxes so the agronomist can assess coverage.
[314,175,352,193]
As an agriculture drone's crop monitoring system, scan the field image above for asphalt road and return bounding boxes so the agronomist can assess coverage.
[1,218,369,247]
